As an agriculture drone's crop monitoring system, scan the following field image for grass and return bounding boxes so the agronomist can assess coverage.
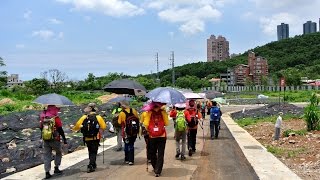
[236,114,301,127]
[283,129,307,137]
[267,145,306,158]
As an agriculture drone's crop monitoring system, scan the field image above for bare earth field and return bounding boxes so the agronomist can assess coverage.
[244,119,320,180]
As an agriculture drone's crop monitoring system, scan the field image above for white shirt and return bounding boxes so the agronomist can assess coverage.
[275,115,282,128]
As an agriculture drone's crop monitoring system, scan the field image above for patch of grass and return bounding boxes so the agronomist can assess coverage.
[283,129,307,137]
[287,148,306,158]
[61,91,105,105]
[236,114,301,127]
[267,145,285,157]
[267,145,306,159]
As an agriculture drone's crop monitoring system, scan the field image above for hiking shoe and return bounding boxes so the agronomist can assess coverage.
[45,172,52,179]
[181,155,186,160]
[54,167,63,174]
[175,152,180,159]
[155,174,160,177]
[87,165,95,173]
[188,149,192,156]
[128,162,134,165]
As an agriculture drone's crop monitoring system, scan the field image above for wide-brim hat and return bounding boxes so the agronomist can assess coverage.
[84,102,98,112]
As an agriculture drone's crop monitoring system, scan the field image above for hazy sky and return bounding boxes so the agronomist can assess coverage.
[1,0,319,81]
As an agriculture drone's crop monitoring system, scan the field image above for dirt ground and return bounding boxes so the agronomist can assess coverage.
[243,119,320,180]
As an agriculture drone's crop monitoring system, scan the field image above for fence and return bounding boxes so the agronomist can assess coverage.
[202,85,320,92]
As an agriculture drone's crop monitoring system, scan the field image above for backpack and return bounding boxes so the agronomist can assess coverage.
[81,114,100,138]
[123,108,139,137]
[210,107,221,121]
[112,108,122,128]
[187,109,199,128]
[42,117,56,140]
[148,110,166,137]
[175,111,187,132]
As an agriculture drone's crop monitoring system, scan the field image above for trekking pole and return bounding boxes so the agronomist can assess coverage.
[146,138,148,172]
[102,134,105,164]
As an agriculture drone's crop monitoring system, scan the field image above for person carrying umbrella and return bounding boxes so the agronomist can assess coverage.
[73,103,106,173]
[39,105,67,179]
[142,101,169,177]
[118,100,140,165]
[184,99,202,156]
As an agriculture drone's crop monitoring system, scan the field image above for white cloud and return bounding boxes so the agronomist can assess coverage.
[15,44,25,49]
[23,10,32,20]
[48,18,63,24]
[145,1,224,35]
[259,13,299,36]
[56,0,144,17]
[32,30,64,40]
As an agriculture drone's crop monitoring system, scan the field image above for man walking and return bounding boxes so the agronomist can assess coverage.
[209,101,222,139]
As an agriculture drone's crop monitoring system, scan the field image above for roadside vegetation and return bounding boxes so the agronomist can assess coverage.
[236,114,302,127]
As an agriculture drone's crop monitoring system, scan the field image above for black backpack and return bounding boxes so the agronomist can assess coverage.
[187,110,199,128]
[81,114,100,138]
[123,108,139,137]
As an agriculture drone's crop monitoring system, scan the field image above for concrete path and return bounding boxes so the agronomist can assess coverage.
[4,105,301,180]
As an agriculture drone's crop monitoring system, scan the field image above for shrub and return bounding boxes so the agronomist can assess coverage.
[304,93,320,131]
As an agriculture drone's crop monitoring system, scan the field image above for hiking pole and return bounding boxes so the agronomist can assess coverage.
[146,137,148,172]
[102,134,105,164]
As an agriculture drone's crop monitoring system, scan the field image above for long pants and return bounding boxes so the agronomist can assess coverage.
[175,131,186,155]
[124,136,136,163]
[188,129,197,151]
[274,127,281,140]
[149,137,166,175]
[144,135,151,160]
[207,108,211,115]
[116,128,122,149]
[201,111,205,119]
[210,121,220,138]
[43,140,62,172]
[86,140,100,167]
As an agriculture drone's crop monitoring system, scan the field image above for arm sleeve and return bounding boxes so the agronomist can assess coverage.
[73,115,87,132]
[133,109,139,118]
[162,110,169,126]
[118,111,126,125]
[184,110,191,122]
[97,115,107,130]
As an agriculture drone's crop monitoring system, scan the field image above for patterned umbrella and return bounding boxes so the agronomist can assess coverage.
[146,87,186,105]
[103,79,146,96]
[33,93,74,106]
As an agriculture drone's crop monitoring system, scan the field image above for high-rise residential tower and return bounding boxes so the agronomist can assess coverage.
[277,23,289,40]
[303,21,317,34]
[207,35,230,62]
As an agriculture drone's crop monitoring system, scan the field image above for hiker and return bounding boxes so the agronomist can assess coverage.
[274,112,283,140]
[185,99,202,156]
[73,103,106,173]
[201,101,206,119]
[169,106,177,128]
[112,103,123,151]
[40,105,67,179]
[140,110,151,163]
[209,101,222,139]
[118,100,139,165]
[143,101,168,177]
[206,100,212,115]
[174,103,187,160]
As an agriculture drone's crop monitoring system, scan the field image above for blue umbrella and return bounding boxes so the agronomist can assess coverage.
[33,93,74,106]
[146,87,186,104]
[108,96,133,103]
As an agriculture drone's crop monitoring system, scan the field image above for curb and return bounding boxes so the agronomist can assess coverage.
[223,113,301,180]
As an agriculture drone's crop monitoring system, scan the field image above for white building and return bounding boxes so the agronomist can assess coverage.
[6,74,24,88]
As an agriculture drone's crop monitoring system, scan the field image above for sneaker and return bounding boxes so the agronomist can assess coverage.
[87,165,95,173]
[155,174,160,177]
[54,167,63,174]
[128,162,134,165]
[125,161,129,164]
[175,152,180,159]
[45,172,52,179]
[115,147,122,151]
[188,149,192,156]
[181,155,186,160]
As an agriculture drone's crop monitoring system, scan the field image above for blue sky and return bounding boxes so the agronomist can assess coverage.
[1,0,319,81]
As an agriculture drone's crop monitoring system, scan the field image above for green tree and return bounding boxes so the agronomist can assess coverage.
[24,78,50,95]
[135,76,157,90]
[280,68,302,86]
[0,57,7,88]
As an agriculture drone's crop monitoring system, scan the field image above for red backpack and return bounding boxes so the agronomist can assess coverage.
[148,110,166,137]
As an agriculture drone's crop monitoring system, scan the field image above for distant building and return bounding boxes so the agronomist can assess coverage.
[220,68,235,86]
[277,23,289,40]
[234,64,249,86]
[207,35,230,62]
[230,53,241,58]
[303,21,317,34]
[6,74,24,88]
[247,51,269,85]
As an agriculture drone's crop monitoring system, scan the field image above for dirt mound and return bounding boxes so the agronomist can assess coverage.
[231,103,304,120]
[97,94,118,104]
[0,98,15,106]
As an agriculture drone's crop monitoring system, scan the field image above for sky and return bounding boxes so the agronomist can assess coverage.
[0,0,319,81]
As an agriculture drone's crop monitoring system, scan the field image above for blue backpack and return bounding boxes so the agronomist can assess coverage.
[210,107,221,121]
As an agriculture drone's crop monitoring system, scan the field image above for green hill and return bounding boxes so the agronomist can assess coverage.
[145,32,320,88]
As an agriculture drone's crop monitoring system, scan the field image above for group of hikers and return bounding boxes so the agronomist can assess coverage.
[39,99,222,179]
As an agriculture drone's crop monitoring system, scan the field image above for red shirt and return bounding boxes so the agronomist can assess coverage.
[184,108,202,129]
[169,109,177,118]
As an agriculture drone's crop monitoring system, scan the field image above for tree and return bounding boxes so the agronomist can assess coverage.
[135,76,157,90]
[24,78,50,95]
[0,57,7,88]
[41,69,68,91]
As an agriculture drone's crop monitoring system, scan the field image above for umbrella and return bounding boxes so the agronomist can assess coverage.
[108,96,133,103]
[182,92,203,99]
[33,93,74,106]
[103,79,147,96]
[212,97,227,104]
[146,87,186,105]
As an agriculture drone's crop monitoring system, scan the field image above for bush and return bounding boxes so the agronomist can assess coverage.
[304,93,320,131]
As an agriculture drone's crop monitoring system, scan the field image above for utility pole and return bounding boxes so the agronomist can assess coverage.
[169,51,175,86]
[155,53,160,83]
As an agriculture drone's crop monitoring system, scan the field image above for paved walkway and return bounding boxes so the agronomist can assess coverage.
[4,105,301,180]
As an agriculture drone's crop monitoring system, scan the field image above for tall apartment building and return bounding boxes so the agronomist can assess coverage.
[220,68,235,86]
[303,21,317,34]
[6,74,24,88]
[234,64,249,86]
[248,51,269,85]
[277,23,289,40]
[207,35,230,62]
